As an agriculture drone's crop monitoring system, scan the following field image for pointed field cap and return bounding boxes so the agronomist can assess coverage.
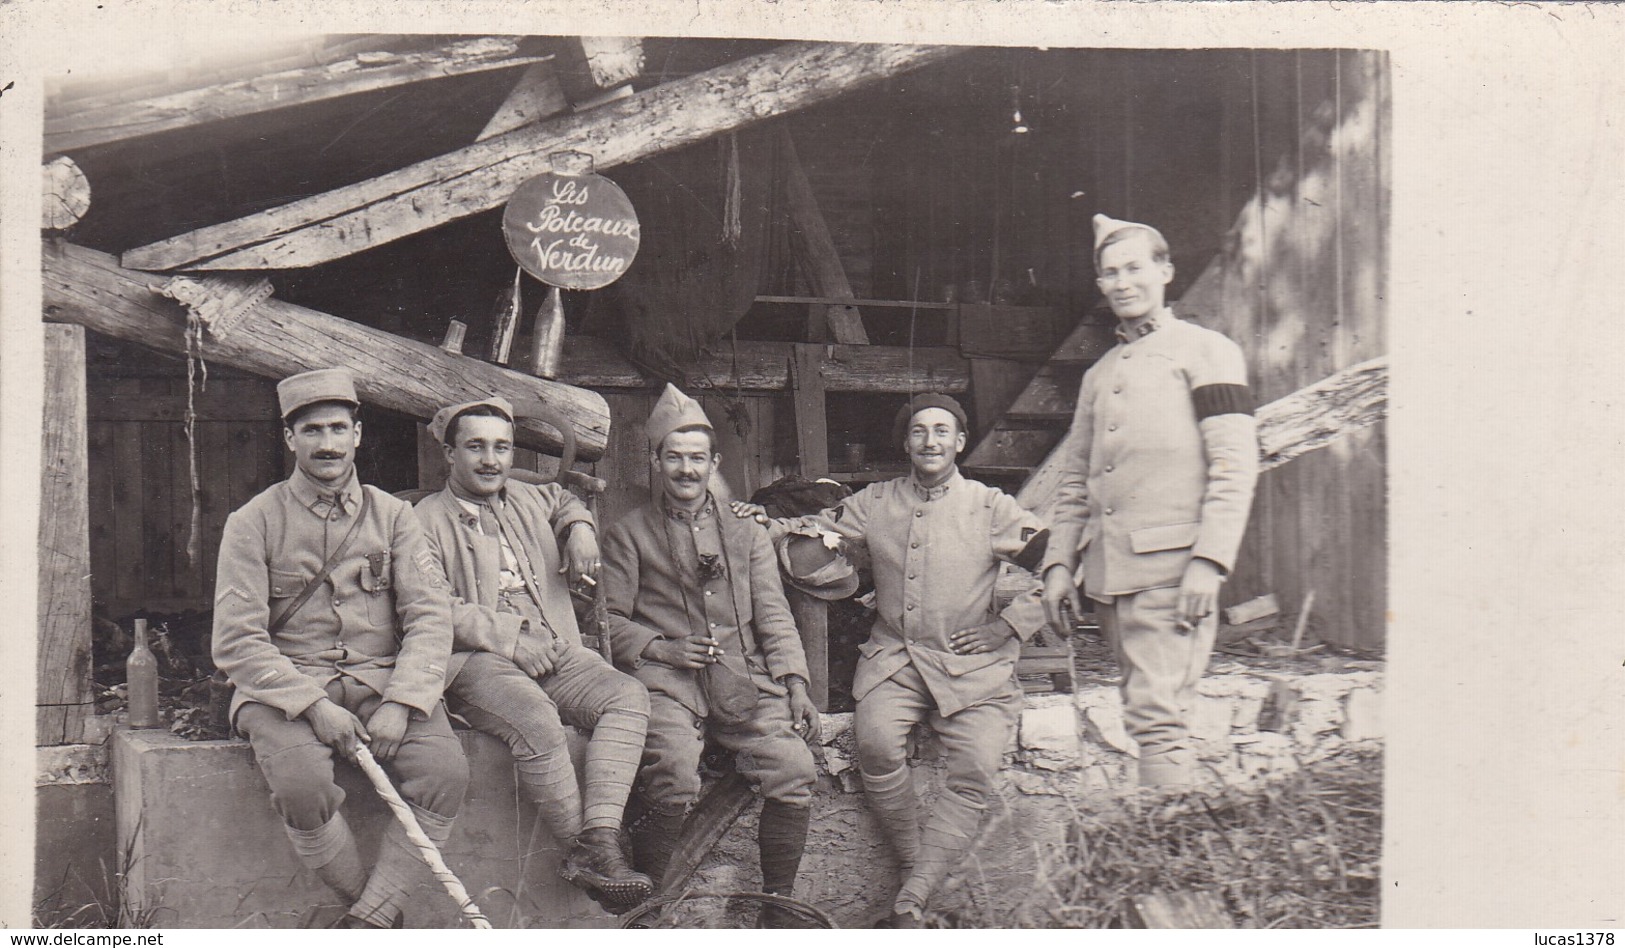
[1092,213,1165,253]
[428,396,515,444]
[778,531,859,601]
[646,383,712,450]
[277,367,358,420]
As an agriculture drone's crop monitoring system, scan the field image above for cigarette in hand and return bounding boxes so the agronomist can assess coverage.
[579,574,597,586]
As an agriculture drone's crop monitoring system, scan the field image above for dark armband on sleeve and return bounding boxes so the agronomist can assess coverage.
[1192,383,1254,420]
[1013,528,1050,572]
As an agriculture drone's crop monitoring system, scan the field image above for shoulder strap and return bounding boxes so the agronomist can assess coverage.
[269,487,371,636]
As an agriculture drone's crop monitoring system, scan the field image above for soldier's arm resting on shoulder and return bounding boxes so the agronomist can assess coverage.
[730,483,875,549]
[382,500,455,719]
[211,508,329,720]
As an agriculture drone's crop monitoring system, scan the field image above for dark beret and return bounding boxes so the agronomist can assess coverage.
[892,393,970,447]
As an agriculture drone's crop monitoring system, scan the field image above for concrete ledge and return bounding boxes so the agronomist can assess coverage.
[112,728,614,928]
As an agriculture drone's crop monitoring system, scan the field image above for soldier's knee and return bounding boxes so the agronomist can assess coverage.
[268,768,346,830]
[854,722,908,773]
[405,744,471,816]
[614,678,651,717]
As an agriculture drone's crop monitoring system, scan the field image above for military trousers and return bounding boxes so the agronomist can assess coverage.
[237,677,468,830]
[1095,583,1219,786]
[637,686,816,809]
[854,660,1020,808]
[446,645,648,757]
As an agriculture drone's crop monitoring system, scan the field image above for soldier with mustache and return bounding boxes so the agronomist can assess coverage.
[412,396,653,909]
[212,368,467,928]
[599,384,819,927]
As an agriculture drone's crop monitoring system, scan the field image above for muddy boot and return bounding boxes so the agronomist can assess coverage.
[755,800,811,928]
[894,788,984,919]
[627,801,687,892]
[561,826,654,909]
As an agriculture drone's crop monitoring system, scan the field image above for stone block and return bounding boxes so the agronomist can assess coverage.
[112,727,611,928]
[1341,687,1384,742]
[1019,704,1081,764]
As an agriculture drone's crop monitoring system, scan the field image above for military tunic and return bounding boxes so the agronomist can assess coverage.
[212,467,466,827]
[1043,310,1259,784]
[602,495,814,807]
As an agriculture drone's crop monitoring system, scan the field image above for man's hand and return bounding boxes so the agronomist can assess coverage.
[365,701,411,762]
[513,634,558,679]
[304,697,369,759]
[1041,564,1083,639]
[1176,558,1224,633]
[728,500,769,525]
[561,523,601,589]
[786,679,820,742]
[642,636,724,669]
[949,618,1016,655]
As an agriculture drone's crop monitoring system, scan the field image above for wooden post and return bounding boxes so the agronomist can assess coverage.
[38,325,93,746]
[785,589,830,713]
[791,343,829,476]
[780,130,870,345]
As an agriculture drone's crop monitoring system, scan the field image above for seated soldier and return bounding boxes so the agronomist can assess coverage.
[600,384,820,928]
[413,397,652,909]
[733,393,1050,927]
[212,368,467,929]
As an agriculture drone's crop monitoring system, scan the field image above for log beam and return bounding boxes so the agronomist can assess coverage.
[42,242,609,459]
[46,37,551,154]
[122,42,964,272]
[1018,356,1388,519]
[556,335,968,394]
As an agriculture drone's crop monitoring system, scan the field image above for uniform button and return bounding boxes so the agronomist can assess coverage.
[908,573,916,580]
[914,510,923,518]
[1105,508,1114,515]
[910,541,919,549]
[1112,386,1122,394]
[906,604,915,611]
[709,622,718,628]
[705,590,713,597]
[1108,424,1118,432]
[1123,351,1132,359]
[693,526,700,533]
[693,719,703,730]
[1105,465,1114,473]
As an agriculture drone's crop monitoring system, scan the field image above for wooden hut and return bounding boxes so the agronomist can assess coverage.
[33,34,1387,919]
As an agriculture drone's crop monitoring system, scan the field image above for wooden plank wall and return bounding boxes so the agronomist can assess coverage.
[86,367,283,619]
[39,326,94,745]
[1179,50,1389,651]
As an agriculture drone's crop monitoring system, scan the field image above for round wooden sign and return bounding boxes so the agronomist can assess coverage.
[502,171,641,290]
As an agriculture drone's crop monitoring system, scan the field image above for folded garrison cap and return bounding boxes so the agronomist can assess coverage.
[277,368,358,420]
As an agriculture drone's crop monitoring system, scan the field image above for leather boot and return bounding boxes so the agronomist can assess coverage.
[561,826,654,908]
[627,800,687,892]
[755,800,811,928]
[347,804,455,928]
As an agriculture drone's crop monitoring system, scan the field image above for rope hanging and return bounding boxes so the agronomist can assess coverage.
[183,309,206,568]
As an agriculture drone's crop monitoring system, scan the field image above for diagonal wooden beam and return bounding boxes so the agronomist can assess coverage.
[42,241,610,460]
[781,129,870,344]
[1017,356,1388,521]
[121,42,964,272]
[46,37,551,155]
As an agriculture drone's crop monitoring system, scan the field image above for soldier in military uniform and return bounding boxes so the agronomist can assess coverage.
[600,384,819,926]
[733,393,1050,927]
[1040,214,1260,788]
[412,396,652,908]
[212,368,467,928]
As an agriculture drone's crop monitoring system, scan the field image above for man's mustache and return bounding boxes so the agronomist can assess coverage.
[312,451,347,460]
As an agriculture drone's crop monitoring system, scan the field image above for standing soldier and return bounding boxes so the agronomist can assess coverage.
[1040,214,1260,788]
[412,396,653,909]
[600,384,819,927]
[733,393,1051,928]
[212,368,468,928]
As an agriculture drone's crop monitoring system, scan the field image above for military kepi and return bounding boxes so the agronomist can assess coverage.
[428,396,515,444]
[1092,212,1165,253]
[277,367,359,421]
[646,383,712,450]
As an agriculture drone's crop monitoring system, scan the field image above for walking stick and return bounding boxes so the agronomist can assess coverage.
[352,744,492,929]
